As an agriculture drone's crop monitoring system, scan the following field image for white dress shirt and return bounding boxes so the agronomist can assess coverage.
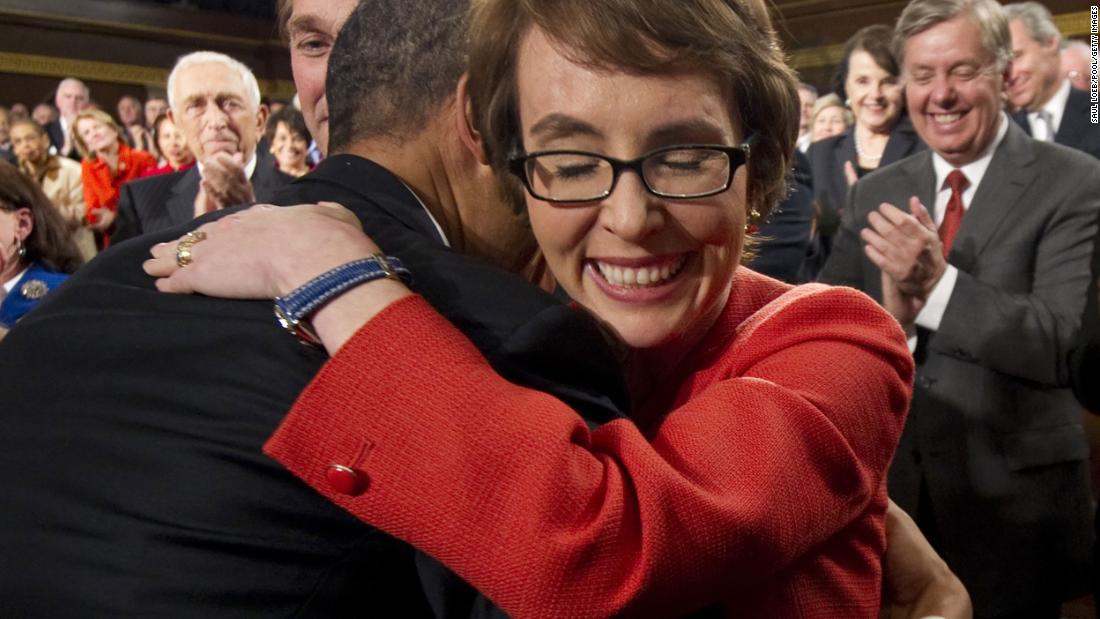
[913,112,1011,336]
[1026,79,1071,142]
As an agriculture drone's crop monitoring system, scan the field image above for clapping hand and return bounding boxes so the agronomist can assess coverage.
[194,152,256,217]
[861,197,945,326]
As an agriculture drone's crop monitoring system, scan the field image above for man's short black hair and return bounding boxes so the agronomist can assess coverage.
[327,0,469,153]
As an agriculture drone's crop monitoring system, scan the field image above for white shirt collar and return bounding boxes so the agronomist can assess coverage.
[1027,79,1071,139]
[196,152,259,180]
[3,266,29,294]
[930,112,1010,223]
[395,179,450,247]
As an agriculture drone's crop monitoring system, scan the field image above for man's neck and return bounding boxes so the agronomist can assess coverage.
[1029,73,1063,112]
[345,134,461,252]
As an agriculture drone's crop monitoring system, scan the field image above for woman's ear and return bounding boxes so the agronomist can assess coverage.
[14,208,33,241]
[454,73,491,166]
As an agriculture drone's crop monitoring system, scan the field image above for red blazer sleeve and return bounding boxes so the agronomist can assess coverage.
[265,285,912,617]
[80,159,104,224]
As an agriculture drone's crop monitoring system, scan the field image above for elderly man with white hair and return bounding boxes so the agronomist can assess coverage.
[1060,40,1092,92]
[1005,2,1100,159]
[113,51,291,243]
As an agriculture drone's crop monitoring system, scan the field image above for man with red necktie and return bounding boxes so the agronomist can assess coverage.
[821,0,1100,617]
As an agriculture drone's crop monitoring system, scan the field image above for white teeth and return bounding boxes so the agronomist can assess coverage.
[934,113,961,124]
[594,257,686,288]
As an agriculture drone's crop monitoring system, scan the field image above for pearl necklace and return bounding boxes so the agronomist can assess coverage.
[854,130,883,162]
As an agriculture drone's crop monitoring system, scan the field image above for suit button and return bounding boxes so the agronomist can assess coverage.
[326,464,368,496]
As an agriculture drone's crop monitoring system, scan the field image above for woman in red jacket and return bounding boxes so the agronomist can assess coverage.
[147,0,923,616]
[72,109,156,247]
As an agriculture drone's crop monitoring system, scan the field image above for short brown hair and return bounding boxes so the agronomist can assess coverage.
[466,0,800,222]
[70,109,125,160]
[833,25,899,100]
[275,0,292,43]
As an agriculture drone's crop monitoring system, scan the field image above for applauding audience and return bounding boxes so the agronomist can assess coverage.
[10,119,96,261]
[0,161,83,336]
[143,114,195,177]
[73,109,156,247]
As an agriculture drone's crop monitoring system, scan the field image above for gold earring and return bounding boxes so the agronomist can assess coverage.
[745,208,761,234]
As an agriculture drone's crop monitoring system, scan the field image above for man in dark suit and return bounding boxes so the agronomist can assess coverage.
[44,77,88,160]
[0,1,625,616]
[1005,2,1100,160]
[821,1,1099,617]
[113,52,292,244]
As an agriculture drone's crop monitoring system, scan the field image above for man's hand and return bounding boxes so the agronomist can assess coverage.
[862,196,945,297]
[194,152,256,217]
[882,500,972,619]
[844,160,859,187]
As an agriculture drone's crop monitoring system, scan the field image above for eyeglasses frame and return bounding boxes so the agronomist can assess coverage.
[507,140,753,205]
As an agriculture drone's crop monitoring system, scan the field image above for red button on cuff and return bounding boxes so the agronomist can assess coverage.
[326,464,368,496]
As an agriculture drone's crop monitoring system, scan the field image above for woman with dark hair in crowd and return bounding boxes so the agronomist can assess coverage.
[72,108,156,247]
[143,113,195,177]
[9,119,97,261]
[0,160,83,337]
[266,106,312,178]
[807,25,925,263]
[147,0,918,616]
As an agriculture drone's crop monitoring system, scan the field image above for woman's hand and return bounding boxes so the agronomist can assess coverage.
[88,208,115,232]
[882,499,972,619]
[144,201,379,300]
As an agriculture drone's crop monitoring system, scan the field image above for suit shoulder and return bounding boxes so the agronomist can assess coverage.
[807,133,846,162]
[56,157,81,174]
[1033,140,1100,174]
[127,169,189,188]
[124,169,189,196]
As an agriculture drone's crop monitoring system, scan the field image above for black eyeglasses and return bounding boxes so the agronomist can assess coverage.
[507,141,751,204]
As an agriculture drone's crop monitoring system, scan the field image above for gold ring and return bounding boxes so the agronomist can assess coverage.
[175,230,207,268]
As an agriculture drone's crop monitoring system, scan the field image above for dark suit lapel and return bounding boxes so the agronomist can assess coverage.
[952,122,1037,262]
[882,115,923,166]
[1010,110,1032,137]
[899,150,937,220]
[166,167,201,228]
[1055,89,1089,152]
[249,151,287,201]
[836,129,857,174]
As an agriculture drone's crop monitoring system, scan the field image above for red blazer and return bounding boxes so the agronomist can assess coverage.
[81,143,156,224]
[266,269,913,618]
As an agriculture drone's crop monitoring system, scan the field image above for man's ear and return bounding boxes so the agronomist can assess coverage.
[256,104,270,135]
[167,108,176,125]
[455,73,491,166]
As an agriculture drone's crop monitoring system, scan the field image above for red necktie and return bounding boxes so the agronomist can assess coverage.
[939,169,969,257]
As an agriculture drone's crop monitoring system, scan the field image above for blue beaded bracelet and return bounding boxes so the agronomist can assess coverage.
[274,254,412,346]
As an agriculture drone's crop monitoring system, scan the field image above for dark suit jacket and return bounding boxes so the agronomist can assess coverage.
[745,150,814,284]
[1070,215,1100,413]
[1012,87,1100,160]
[112,149,292,244]
[807,115,925,242]
[45,119,79,160]
[820,121,1099,614]
[0,154,628,617]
